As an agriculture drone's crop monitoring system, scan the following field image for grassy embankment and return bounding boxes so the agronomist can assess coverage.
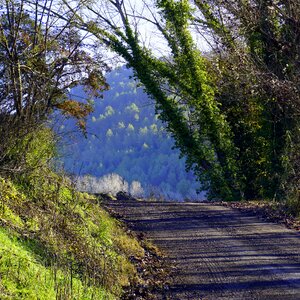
[0,128,145,299]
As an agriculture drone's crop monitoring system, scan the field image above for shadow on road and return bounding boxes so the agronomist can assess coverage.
[105,200,300,299]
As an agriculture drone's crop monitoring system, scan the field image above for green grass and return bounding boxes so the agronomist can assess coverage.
[0,127,145,299]
[0,175,144,299]
[0,228,112,300]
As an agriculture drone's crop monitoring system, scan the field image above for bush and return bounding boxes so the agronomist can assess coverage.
[0,128,145,299]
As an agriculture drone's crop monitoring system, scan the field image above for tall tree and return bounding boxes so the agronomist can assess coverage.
[192,0,300,199]
[0,0,108,174]
[62,0,300,201]
[62,0,242,200]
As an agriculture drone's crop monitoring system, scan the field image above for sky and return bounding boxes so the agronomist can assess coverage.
[71,0,210,63]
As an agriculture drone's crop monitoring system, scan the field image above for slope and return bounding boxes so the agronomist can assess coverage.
[61,66,204,200]
[0,128,146,299]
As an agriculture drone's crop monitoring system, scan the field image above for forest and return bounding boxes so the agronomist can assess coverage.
[0,0,300,298]
[62,66,203,200]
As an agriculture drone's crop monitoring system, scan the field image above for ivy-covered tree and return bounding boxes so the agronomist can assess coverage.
[61,0,300,202]
[62,0,241,200]
[191,0,300,200]
[61,68,202,201]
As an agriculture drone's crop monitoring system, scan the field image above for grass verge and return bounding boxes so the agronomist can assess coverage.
[0,175,144,299]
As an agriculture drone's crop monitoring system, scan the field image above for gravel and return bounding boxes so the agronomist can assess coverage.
[104,200,300,299]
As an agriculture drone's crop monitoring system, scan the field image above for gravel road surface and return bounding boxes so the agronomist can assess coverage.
[105,200,300,299]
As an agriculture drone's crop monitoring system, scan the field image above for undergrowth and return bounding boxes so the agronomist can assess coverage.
[0,128,144,299]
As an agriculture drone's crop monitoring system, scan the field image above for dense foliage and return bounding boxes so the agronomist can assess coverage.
[1,0,300,296]
[0,2,146,298]
[62,67,203,200]
[0,0,108,175]
[192,0,300,202]
[0,127,144,299]
[64,0,300,204]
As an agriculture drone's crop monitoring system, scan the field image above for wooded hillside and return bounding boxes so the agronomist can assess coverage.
[0,0,300,297]
[61,67,203,200]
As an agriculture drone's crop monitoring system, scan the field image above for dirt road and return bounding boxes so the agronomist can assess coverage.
[105,200,300,299]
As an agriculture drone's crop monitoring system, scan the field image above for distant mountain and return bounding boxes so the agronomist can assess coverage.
[60,66,205,200]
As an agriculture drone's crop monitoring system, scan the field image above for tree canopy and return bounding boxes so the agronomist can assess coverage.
[61,67,203,200]
[59,0,300,202]
[0,0,108,174]
[1,0,300,204]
